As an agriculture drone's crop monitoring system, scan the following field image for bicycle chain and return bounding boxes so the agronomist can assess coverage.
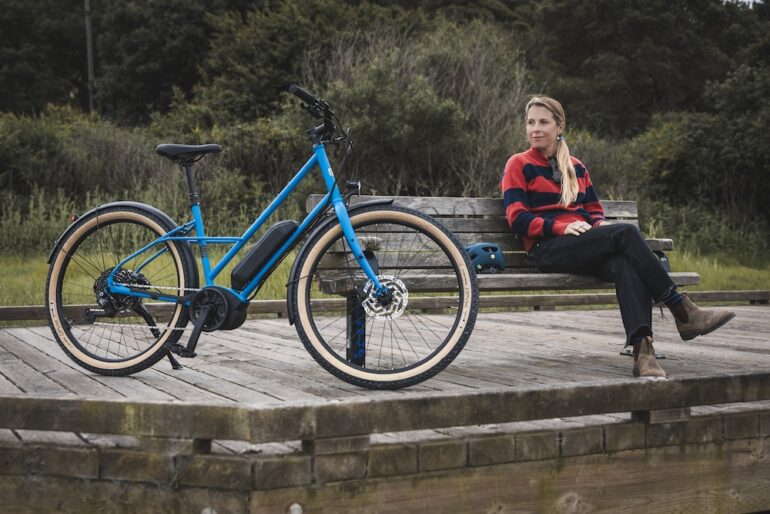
[114,283,201,293]
[89,322,193,332]
[85,283,202,332]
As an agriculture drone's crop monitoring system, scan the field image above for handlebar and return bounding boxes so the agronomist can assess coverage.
[287,84,355,177]
[288,84,339,144]
[288,84,320,106]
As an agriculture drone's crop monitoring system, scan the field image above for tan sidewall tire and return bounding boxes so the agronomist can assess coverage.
[47,210,186,370]
[295,209,474,384]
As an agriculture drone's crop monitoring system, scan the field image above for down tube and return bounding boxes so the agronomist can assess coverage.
[238,190,332,299]
[209,154,319,281]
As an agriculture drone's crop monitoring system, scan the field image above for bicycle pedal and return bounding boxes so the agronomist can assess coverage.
[170,344,197,358]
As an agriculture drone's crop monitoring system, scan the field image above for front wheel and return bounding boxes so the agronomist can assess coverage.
[291,205,478,389]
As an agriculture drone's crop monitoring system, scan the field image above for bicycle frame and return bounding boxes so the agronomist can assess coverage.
[106,143,385,304]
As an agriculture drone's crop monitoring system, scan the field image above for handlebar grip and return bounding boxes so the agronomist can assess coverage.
[288,84,319,105]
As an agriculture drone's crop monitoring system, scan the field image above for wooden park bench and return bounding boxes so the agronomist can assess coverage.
[307,194,700,296]
[307,194,701,356]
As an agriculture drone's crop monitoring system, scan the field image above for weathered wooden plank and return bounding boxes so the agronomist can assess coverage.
[463,321,646,380]
[14,429,88,445]
[319,230,668,253]
[19,327,177,401]
[461,300,763,378]
[0,354,70,397]
[0,306,765,450]
[201,327,363,391]
[247,440,770,513]
[0,366,21,394]
[211,329,372,398]
[164,357,308,403]
[435,217,639,233]
[142,360,277,404]
[2,370,769,443]
[0,330,123,399]
[319,271,700,294]
[307,195,639,218]
[476,311,770,374]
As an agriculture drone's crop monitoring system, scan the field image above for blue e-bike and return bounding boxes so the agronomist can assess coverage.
[45,85,478,389]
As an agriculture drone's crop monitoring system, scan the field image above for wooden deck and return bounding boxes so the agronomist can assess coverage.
[1,305,768,403]
[2,305,769,513]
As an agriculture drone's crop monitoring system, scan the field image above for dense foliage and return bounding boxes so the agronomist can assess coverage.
[1,0,769,261]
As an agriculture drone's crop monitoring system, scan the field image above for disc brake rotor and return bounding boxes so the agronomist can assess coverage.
[362,275,409,320]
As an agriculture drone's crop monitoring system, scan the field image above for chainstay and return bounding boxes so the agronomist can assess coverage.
[114,282,201,293]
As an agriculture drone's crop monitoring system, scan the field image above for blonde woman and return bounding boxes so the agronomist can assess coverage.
[500,96,735,377]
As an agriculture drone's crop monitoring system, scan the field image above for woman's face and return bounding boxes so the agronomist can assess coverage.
[527,105,562,156]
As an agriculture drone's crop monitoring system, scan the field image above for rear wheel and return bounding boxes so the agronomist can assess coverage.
[46,206,195,375]
[291,205,478,389]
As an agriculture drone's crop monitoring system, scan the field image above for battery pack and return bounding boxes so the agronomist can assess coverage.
[231,220,298,290]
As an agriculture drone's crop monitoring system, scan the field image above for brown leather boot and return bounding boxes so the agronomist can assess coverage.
[633,337,666,378]
[671,294,736,341]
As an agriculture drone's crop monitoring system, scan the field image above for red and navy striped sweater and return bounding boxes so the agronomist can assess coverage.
[501,147,606,252]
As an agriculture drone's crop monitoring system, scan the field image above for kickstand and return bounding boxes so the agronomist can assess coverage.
[167,351,183,370]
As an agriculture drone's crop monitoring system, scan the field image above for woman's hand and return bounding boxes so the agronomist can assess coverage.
[564,220,592,236]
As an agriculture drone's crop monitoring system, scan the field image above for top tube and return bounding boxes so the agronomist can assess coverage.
[107,142,385,300]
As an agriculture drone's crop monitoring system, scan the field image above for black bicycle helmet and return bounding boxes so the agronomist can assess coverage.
[465,242,506,273]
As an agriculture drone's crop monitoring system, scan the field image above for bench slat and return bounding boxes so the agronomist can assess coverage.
[325,232,672,254]
[318,271,700,294]
[438,217,638,232]
[307,195,639,218]
[319,247,678,271]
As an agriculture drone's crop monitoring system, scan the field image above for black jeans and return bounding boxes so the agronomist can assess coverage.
[530,224,676,345]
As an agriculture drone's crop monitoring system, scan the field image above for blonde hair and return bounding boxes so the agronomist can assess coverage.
[525,96,577,206]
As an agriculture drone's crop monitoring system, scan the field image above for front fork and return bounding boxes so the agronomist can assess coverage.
[331,197,388,296]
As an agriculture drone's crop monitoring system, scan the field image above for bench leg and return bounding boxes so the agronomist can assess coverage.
[346,293,366,366]
[654,251,671,272]
[620,344,665,359]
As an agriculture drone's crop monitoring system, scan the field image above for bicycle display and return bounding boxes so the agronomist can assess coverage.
[45,85,479,389]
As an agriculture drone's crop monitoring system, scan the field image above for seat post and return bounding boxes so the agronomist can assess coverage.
[182,162,199,206]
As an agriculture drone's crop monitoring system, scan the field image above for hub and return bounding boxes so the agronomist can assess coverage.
[361,275,409,320]
[93,268,150,314]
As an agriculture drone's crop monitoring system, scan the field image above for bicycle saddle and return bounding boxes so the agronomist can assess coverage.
[155,143,222,163]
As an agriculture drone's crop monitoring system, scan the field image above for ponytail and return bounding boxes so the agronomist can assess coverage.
[555,137,577,206]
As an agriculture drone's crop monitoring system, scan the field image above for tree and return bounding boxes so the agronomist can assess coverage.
[629,64,770,238]
[530,0,762,137]
[195,0,413,124]
[0,0,88,113]
[93,0,226,124]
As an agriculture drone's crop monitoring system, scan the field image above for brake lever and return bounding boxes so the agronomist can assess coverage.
[300,102,322,120]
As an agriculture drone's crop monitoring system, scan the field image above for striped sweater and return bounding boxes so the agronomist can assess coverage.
[501,147,606,252]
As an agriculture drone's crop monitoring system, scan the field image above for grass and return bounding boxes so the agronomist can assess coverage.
[668,250,770,292]
[1,249,768,308]
[0,248,295,308]
[0,254,52,306]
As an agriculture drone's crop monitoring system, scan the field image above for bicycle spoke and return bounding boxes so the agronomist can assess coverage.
[50,210,189,368]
